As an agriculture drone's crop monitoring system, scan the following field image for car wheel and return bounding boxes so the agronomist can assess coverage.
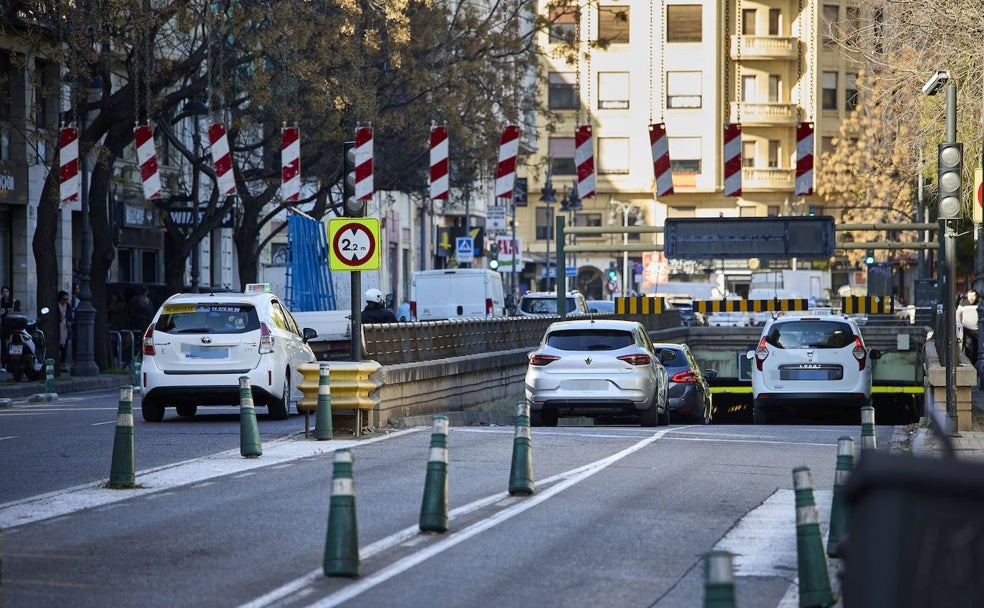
[141,397,165,422]
[703,394,713,425]
[176,404,197,417]
[753,406,771,425]
[540,410,559,427]
[640,403,659,427]
[268,371,290,420]
[658,406,671,427]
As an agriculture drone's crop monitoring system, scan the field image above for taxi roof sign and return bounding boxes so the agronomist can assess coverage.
[244,283,271,294]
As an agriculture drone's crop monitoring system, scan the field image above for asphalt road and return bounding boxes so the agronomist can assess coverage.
[1,390,899,607]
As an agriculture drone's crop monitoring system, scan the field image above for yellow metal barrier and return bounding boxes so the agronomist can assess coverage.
[298,360,382,437]
[615,296,664,315]
[694,298,809,314]
[842,296,894,315]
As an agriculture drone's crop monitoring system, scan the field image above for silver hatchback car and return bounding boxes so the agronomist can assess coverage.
[525,319,670,427]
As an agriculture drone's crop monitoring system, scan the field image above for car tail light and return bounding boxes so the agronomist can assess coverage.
[143,323,156,356]
[853,336,867,370]
[485,298,493,315]
[529,353,560,366]
[754,337,769,371]
[671,370,697,383]
[410,301,417,319]
[259,323,274,354]
[617,353,652,366]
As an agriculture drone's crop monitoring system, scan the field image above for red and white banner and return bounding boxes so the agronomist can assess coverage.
[59,126,80,203]
[723,123,742,197]
[795,122,815,196]
[208,123,236,196]
[281,126,300,202]
[134,124,162,200]
[495,124,520,199]
[354,126,373,201]
[574,125,596,198]
[649,123,674,197]
[429,125,449,200]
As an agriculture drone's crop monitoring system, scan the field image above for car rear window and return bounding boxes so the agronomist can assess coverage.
[155,303,260,334]
[546,329,634,351]
[765,320,856,349]
[521,298,578,314]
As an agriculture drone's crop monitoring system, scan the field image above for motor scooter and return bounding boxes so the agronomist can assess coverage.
[5,307,50,382]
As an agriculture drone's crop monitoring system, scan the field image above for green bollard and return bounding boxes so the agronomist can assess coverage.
[239,376,262,458]
[860,405,876,451]
[827,436,854,557]
[45,358,56,393]
[704,550,736,608]
[314,363,333,440]
[108,386,136,488]
[133,356,141,390]
[324,449,360,577]
[508,401,535,496]
[793,466,836,608]
[419,414,449,533]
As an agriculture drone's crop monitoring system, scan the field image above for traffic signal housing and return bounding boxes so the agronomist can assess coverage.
[864,249,875,265]
[343,140,364,217]
[487,243,499,270]
[607,262,618,280]
[937,141,963,220]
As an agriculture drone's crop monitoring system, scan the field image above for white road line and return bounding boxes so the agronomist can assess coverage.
[239,427,675,608]
[0,428,423,529]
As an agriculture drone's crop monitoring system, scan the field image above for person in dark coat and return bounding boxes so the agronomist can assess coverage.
[361,288,397,323]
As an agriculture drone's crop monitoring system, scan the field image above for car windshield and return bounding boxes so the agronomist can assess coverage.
[765,320,856,349]
[521,298,576,314]
[546,329,634,351]
[155,303,260,334]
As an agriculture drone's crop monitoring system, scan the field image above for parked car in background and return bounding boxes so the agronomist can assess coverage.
[140,283,317,422]
[748,312,879,424]
[410,269,506,321]
[516,291,589,317]
[586,299,615,313]
[652,343,717,424]
[706,297,752,327]
[525,319,670,427]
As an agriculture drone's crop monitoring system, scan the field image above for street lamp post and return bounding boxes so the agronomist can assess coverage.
[539,168,557,291]
[561,181,582,292]
[184,101,209,293]
[610,199,638,298]
[73,78,102,377]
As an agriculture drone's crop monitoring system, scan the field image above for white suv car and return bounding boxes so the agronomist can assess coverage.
[749,312,879,424]
[140,284,317,422]
[516,291,589,317]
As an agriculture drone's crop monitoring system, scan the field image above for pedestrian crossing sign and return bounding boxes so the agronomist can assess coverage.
[456,237,474,262]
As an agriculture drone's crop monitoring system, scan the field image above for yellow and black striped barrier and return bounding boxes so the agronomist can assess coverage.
[842,296,894,315]
[693,299,809,315]
[615,296,665,315]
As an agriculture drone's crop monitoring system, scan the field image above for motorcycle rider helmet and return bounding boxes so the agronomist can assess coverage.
[365,288,384,304]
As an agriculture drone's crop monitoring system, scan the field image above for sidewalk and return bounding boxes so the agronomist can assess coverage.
[0,371,131,404]
[907,393,984,463]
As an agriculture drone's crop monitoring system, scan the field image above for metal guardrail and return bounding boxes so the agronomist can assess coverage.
[107,330,141,370]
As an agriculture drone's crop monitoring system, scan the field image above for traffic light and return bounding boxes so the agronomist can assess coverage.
[808,204,816,216]
[487,242,499,270]
[607,262,618,280]
[864,249,875,265]
[937,141,963,220]
[342,140,364,217]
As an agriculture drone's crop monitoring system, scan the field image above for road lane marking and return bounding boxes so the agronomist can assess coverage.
[0,428,423,529]
[240,427,675,608]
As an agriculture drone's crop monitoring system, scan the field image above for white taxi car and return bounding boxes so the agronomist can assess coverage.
[749,312,879,424]
[140,284,317,422]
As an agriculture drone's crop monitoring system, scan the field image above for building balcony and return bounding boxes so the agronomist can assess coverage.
[741,167,795,192]
[730,102,799,126]
[730,36,798,60]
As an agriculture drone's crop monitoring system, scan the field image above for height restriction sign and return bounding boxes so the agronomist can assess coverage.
[328,217,381,271]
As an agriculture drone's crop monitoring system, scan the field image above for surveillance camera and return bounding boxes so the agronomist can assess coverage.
[922,70,951,96]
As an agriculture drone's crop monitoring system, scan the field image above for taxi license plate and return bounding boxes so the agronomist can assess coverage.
[185,345,228,359]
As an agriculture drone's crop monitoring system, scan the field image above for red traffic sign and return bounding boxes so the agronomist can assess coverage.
[328,218,380,271]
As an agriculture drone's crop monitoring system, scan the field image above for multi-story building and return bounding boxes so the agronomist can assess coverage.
[513,0,861,301]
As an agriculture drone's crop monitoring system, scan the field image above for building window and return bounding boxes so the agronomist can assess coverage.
[742,75,757,102]
[667,71,701,108]
[536,207,554,240]
[821,136,836,154]
[549,72,579,110]
[822,5,839,45]
[846,6,861,45]
[768,205,780,216]
[575,213,601,228]
[549,6,577,44]
[667,5,701,43]
[742,141,756,168]
[743,9,756,35]
[845,72,858,111]
[768,75,780,102]
[598,6,629,44]
[598,137,629,174]
[769,9,781,35]
[768,140,781,168]
[598,72,629,109]
[669,137,701,174]
[549,137,576,175]
[822,72,838,110]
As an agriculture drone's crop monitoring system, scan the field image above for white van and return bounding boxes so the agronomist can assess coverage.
[410,269,506,321]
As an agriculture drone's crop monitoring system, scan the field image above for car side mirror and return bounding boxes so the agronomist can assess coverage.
[745,350,755,359]
[869,348,881,360]
[302,327,318,342]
